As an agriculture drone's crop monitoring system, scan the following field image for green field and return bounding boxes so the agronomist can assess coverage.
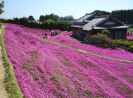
[128,28,133,33]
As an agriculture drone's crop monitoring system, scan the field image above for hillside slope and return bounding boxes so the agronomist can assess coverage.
[3,23,133,98]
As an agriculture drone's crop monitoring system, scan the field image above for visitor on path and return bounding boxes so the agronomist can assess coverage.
[51,31,54,36]
[131,31,132,36]
[51,32,53,36]
[45,33,47,38]
[128,32,129,36]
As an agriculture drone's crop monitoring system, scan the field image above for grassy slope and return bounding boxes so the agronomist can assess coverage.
[128,28,133,32]
[0,25,23,98]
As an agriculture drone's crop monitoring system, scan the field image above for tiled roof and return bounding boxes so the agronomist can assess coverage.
[71,13,129,31]
[74,13,94,22]
[94,25,130,29]
[82,17,106,31]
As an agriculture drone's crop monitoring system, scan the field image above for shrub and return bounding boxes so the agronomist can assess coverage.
[91,33,116,49]
[129,45,133,49]
[129,45,133,53]
[101,29,110,36]
[115,39,133,48]
[0,20,1,26]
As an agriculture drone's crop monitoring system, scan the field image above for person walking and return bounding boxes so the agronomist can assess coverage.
[131,31,132,36]
[45,33,47,38]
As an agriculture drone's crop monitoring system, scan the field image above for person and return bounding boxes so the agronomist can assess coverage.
[45,33,47,38]
[53,31,55,36]
[128,32,129,36]
[51,32,53,36]
[131,31,132,36]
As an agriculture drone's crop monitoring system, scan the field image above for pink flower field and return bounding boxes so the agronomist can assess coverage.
[127,35,133,39]
[47,31,133,60]
[3,23,133,97]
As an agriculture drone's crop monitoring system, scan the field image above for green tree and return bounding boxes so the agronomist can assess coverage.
[28,15,35,21]
[101,30,110,36]
[39,15,45,22]
[0,1,4,15]
[44,19,55,24]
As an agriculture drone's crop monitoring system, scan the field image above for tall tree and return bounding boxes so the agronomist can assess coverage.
[39,15,45,22]
[0,1,4,15]
[28,15,35,21]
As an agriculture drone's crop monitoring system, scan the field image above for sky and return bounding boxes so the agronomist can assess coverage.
[0,0,133,20]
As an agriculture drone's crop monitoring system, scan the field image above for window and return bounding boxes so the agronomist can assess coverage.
[115,32,119,39]
[119,32,122,39]
[115,31,122,39]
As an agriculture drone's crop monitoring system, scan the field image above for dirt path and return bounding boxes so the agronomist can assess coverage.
[0,26,8,98]
[37,36,133,63]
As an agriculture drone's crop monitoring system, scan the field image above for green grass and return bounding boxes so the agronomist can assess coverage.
[0,25,23,98]
[127,28,133,33]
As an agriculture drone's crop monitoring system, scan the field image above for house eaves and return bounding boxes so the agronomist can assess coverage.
[95,15,124,27]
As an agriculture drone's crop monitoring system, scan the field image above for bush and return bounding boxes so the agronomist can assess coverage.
[129,45,133,53]
[0,20,1,26]
[115,39,133,48]
[91,33,116,49]
[101,29,110,36]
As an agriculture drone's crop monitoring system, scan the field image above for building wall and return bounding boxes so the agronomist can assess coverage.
[72,28,127,39]
[91,28,127,39]
[72,27,83,35]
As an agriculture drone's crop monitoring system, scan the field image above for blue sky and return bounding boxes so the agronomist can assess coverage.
[0,0,133,20]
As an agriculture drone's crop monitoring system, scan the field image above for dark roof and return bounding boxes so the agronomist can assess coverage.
[75,13,94,22]
[94,25,130,29]
[71,24,83,28]
[83,17,106,31]
[71,13,129,31]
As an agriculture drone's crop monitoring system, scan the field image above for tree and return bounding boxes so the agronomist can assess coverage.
[44,19,55,24]
[39,15,45,22]
[101,30,110,36]
[0,1,4,15]
[28,15,35,21]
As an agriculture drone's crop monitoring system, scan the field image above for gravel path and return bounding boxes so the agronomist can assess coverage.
[0,26,8,98]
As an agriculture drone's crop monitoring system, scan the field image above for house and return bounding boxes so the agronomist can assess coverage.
[71,12,130,40]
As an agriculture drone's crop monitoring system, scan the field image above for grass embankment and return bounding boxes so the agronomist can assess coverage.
[128,28,133,33]
[0,25,23,98]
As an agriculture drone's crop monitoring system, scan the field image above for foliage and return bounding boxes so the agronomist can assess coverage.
[0,20,1,26]
[1,18,73,31]
[115,39,133,48]
[92,10,110,15]
[101,29,110,36]
[28,15,35,21]
[19,17,29,26]
[93,9,133,25]
[44,19,55,24]
[111,9,133,25]
[0,26,23,98]
[0,1,4,15]
[39,13,60,22]
[128,28,133,31]
[60,15,74,21]
[129,45,133,49]
[91,33,116,49]
[91,33,108,41]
